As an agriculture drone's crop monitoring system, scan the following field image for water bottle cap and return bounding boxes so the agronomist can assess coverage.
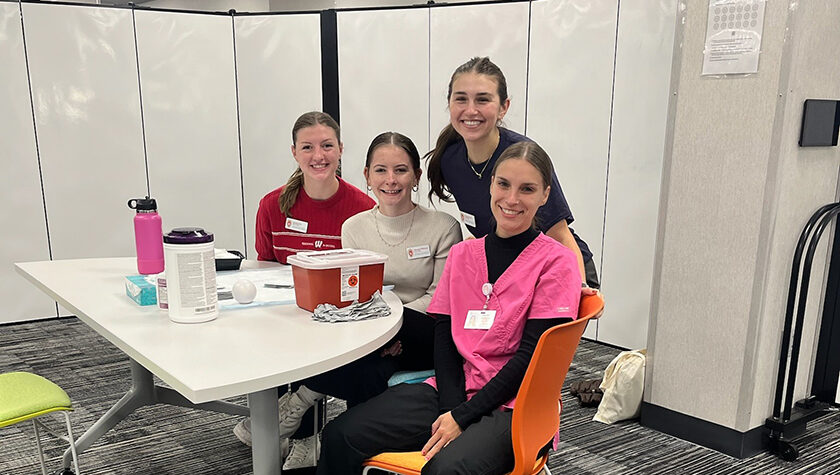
[164,227,214,244]
[128,196,157,211]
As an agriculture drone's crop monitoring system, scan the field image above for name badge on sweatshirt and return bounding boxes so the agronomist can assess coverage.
[464,310,496,330]
[285,217,308,233]
[406,245,431,260]
[459,210,476,228]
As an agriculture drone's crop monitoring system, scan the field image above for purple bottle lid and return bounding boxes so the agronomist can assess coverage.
[163,227,214,244]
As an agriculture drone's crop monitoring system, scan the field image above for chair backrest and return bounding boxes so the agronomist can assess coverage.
[509,293,604,475]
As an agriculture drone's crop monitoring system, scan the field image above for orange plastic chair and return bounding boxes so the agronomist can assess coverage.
[362,293,604,475]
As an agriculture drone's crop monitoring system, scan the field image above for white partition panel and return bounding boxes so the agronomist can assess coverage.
[235,14,322,258]
[135,10,244,251]
[429,2,529,139]
[337,8,429,198]
[527,0,617,340]
[598,0,677,349]
[0,3,56,322]
[23,3,147,265]
[428,2,530,225]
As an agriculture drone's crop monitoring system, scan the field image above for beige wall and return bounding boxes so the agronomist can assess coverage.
[647,0,840,432]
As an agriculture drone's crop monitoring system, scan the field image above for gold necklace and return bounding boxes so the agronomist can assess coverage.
[373,206,416,247]
[465,131,501,180]
[466,155,491,180]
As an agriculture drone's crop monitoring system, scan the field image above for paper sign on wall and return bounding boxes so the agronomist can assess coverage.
[702,0,766,76]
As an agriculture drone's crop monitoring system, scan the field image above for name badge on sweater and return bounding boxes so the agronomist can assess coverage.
[406,245,431,260]
[285,217,308,233]
[464,310,496,330]
[459,210,476,228]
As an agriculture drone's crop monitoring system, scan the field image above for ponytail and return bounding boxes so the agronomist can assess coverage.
[425,124,461,203]
[279,168,304,216]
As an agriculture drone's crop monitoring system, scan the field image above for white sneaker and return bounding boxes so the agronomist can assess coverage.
[278,386,322,439]
[282,434,320,470]
[232,418,291,458]
[233,391,294,447]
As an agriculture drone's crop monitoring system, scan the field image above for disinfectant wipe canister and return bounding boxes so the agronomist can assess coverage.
[163,227,218,323]
[128,197,165,275]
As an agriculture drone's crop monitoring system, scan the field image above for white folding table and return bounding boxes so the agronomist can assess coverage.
[15,257,402,475]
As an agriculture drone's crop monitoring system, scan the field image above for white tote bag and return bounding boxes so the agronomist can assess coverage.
[593,349,646,424]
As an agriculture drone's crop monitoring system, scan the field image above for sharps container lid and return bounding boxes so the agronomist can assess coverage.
[164,227,214,244]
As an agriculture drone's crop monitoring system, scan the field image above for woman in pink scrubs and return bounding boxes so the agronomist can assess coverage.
[317,141,582,475]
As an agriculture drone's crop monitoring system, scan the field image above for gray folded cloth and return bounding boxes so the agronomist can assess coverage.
[312,290,391,323]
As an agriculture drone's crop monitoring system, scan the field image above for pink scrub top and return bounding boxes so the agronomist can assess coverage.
[425,233,580,410]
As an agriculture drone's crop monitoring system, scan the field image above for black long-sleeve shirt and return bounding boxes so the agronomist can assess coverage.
[433,228,570,428]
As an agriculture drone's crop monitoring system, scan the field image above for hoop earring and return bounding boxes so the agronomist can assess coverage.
[412,184,419,192]
[367,185,372,191]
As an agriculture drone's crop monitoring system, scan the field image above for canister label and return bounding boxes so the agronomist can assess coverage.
[341,266,360,302]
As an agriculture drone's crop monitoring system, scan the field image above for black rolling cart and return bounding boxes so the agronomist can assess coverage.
[765,202,840,461]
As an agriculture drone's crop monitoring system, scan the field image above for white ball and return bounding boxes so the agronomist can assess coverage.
[232,279,257,304]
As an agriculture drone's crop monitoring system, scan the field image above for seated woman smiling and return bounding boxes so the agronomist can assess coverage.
[259,132,461,470]
[316,141,582,475]
[342,131,462,371]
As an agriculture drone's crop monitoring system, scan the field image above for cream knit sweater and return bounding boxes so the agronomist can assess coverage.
[341,205,462,313]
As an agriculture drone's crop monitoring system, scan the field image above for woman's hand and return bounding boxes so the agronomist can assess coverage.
[380,340,402,357]
[422,412,462,460]
[581,287,605,319]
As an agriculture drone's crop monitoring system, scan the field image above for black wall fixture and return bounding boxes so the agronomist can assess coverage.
[798,99,840,147]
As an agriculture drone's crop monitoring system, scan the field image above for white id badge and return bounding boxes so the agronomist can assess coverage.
[459,210,477,228]
[285,217,308,233]
[464,310,496,330]
[406,245,431,260]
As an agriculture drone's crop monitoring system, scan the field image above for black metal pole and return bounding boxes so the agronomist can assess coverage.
[772,203,835,419]
[782,204,840,421]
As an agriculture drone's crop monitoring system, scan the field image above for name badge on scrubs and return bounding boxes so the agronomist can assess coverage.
[465,310,496,330]
[285,217,308,233]
[406,245,431,260]
[459,210,477,228]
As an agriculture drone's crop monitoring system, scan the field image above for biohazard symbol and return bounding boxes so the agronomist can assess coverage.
[348,275,358,287]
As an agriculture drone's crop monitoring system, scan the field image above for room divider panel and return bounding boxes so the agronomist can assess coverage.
[2,0,679,351]
[0,2,56,322]
[235,13,323,258]
[526,0,617,341]
[135,9,244,251]
[599,0,677,349]
[23,3,147,263]
[337,8,430,198]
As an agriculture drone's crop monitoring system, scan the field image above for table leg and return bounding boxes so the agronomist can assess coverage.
[61,359,155,467]
[156,387,249,416]
[249,387,281,475]
[62,358,250,469]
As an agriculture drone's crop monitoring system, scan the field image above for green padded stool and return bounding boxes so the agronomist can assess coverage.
[0,372,81,475]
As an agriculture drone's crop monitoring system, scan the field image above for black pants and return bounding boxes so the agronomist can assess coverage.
[317,383,520,475]
[584,256,600,289]
[292,307,436,438]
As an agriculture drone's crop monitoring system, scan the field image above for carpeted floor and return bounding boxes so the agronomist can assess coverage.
[1,317,838,474]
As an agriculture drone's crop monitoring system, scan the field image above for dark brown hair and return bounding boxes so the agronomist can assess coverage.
[279,111,341,215]
[491,141,554,229]
[491,141,553,190]
[426,57,509,203]
[365,132,422,172]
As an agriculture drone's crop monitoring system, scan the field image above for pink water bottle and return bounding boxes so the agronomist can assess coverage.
[128,196,165,275]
